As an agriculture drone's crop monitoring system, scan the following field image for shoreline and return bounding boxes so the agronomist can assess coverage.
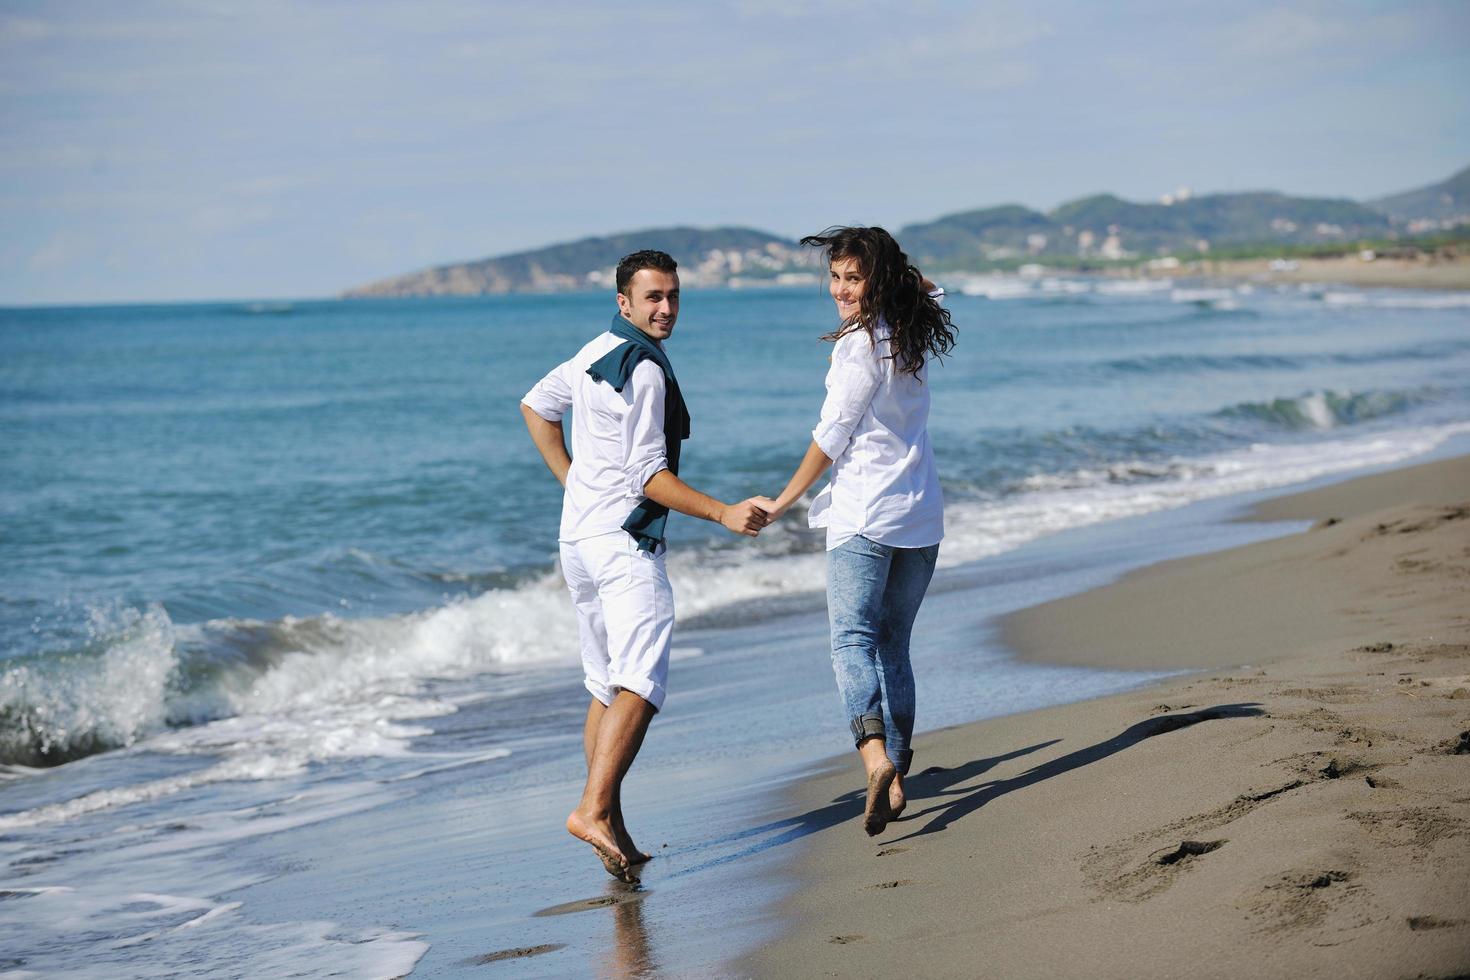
[1189,254,1470,292]
[1001,454,1470,673]
[741,455,1470,978]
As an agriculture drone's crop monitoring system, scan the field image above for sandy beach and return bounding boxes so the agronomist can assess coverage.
[744,455,1470,979]
[1175,253,1470,291]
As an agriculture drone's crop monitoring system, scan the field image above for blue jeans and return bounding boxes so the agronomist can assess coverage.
[827,534,939,775]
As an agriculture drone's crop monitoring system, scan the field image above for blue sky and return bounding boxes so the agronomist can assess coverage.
[2,1,1467,304]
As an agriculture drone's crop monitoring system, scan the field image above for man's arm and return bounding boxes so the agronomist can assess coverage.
[522,402,571,487]
[753,440,831,520]
[643,470,768,537]
[621,360,766,536]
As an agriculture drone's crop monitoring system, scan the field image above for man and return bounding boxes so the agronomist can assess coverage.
[521,249,768,882]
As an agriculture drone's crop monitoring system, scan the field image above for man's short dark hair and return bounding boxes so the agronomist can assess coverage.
[615,250,678,294]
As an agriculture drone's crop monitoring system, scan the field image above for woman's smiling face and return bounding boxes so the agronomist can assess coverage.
[828,256,866,322]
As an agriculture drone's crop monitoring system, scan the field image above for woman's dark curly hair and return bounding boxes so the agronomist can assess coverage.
[801,225,956,376]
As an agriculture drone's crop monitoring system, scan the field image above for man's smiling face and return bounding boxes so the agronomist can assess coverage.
[616,268,679,342]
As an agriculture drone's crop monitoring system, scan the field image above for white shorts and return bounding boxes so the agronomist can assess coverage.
[559,531,674,711]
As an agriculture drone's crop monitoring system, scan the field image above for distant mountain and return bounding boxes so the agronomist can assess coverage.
[896,205,1054,258]
[342,226,811,298]
[343,166,1469,295]
[898,192,1392,266]
[1369,165,1470,227]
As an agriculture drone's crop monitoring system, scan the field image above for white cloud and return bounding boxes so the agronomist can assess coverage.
[28,231,97,272]
[1221,5,1414,60]
[190,201,276,234]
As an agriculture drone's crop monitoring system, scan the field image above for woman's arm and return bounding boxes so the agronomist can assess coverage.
[756,440,832,520]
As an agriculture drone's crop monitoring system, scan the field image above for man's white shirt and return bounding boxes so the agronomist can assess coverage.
[522,330,669,543]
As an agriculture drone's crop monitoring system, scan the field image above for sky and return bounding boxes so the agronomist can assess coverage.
[2,0,1468,305]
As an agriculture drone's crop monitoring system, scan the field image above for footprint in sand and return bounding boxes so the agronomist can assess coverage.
[463,943,565,965]
[1152,839,1225,866]
[1407,915,1465,931]
[533,889,650,917]
[875,846,908,857]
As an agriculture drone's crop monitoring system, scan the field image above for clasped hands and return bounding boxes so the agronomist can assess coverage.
[720,495,790,537]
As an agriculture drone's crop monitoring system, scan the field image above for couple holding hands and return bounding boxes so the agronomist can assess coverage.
[520,226,956,881]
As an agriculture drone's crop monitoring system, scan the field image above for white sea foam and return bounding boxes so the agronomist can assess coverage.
[1094,278,1174,295]
[8,420,1467,822]
[0,779,427,978]
[940,423,1470,563]
[1323,289,1470,310]
[1298,391,1336,428]
[956,276,1036,299]
[0,880,427,979]
[0,602,177,760]
[1038,277,1094,294]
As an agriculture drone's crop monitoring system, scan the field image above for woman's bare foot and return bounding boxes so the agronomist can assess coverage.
[863,760,898,836]
[567,809,637,883]
[887,773,906,820]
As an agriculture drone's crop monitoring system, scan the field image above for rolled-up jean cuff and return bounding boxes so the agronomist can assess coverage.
[892,748,913,775]
[850,713,885,746]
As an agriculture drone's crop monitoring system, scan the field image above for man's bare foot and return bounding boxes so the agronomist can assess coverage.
[567,810,637,883]
[887,774,906,820]
[617,826,653,865]
[863,761,897,836]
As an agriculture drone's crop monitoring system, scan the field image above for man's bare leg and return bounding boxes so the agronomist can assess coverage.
[568,691,657,880]
[583,699,652,864]
[858,738,897,837]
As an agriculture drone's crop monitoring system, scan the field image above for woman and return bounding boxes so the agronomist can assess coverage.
[759,226,955,836]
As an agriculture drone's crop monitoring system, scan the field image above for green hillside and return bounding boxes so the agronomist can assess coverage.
[342,164,1469,295]
[1370,165,1470,224]
[344,226,801,297]
[899,192,1392,267]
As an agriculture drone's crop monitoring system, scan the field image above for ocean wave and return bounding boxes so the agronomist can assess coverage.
[0,800,429,976]
[6,417,1467,784]
[1015,458,1216,492]
[1105,341,1470,376]
[940,422,1470,562]
[0,603,178,766]
[1216,388,1423,430]
[0,580,563,769]
[1104,352,1302,374]
[1170,287,1240,310]
[1322,290,1470,310]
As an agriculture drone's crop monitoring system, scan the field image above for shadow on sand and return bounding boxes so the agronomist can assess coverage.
[679,703,1263,870]
[888,702,1265,843]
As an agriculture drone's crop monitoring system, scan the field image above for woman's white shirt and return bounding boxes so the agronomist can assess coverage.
[807,314,944,551]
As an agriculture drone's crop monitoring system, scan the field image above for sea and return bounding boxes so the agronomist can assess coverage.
[2,276,1468,977]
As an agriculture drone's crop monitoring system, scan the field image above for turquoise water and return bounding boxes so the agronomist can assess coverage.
[1,279,1468,975]
[3,283,1470,763]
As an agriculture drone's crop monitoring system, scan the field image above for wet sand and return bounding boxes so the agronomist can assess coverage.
[743,455,1470,978]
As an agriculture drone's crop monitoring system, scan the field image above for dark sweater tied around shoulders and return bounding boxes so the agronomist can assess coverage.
[585,314,691,552]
